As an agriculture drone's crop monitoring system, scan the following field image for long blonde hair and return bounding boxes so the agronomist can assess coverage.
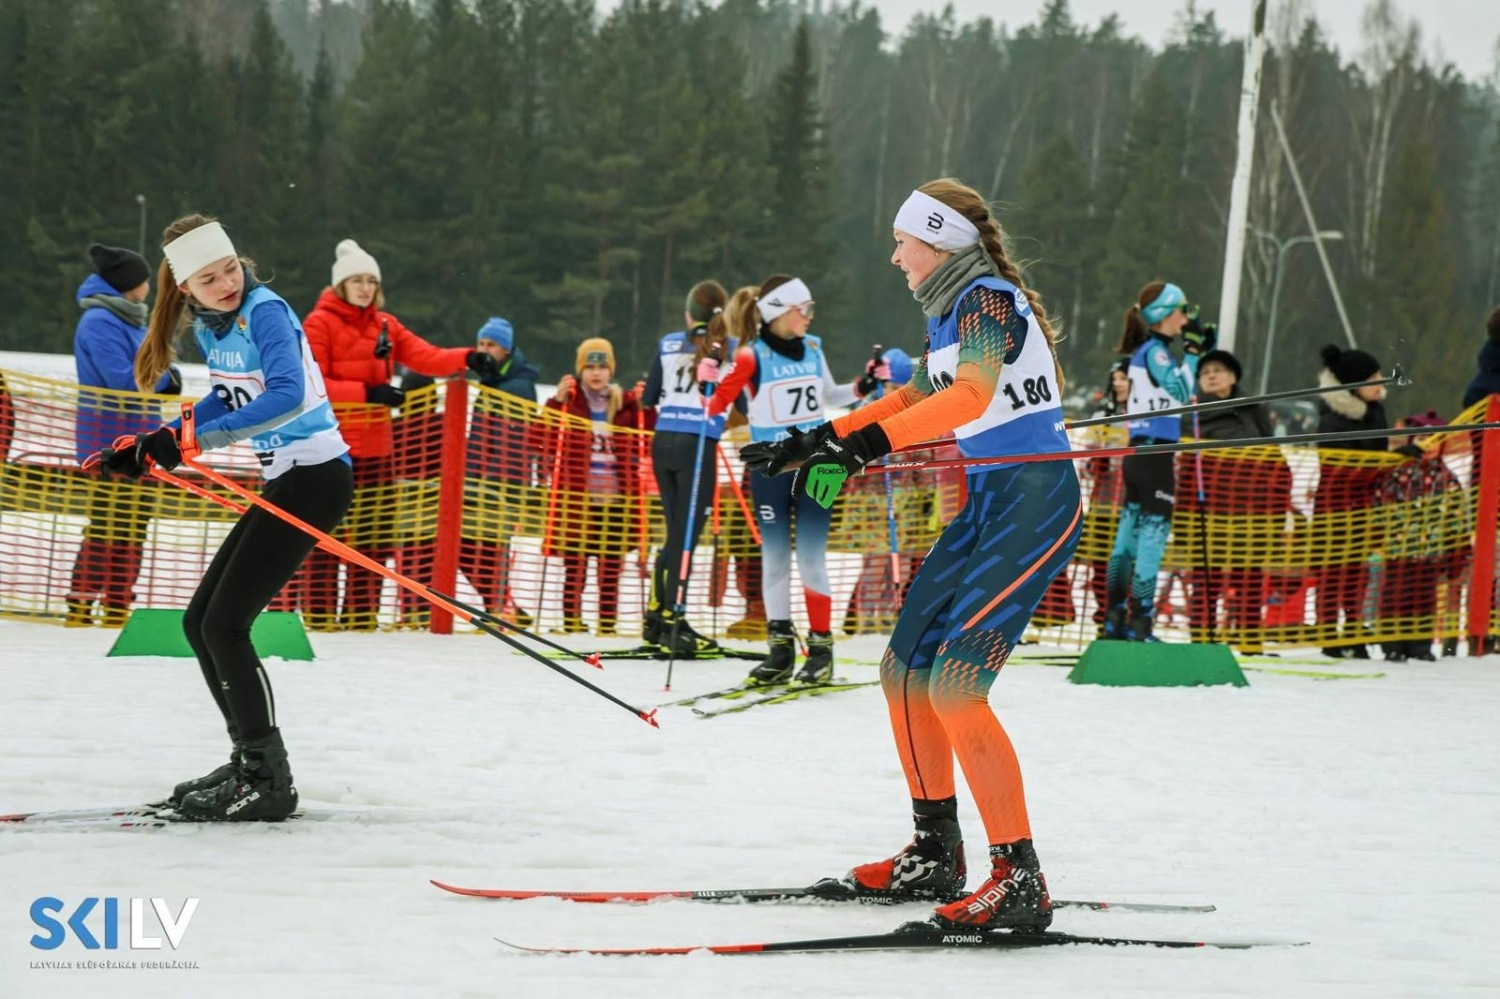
[918,178,1065,391]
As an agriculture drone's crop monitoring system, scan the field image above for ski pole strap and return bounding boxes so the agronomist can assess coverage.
[177,401,202,460]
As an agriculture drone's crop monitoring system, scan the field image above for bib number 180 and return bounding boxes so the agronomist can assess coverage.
[1001,375,1052,411]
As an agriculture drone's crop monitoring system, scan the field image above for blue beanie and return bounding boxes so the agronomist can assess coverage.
[882,348,914,387]
[477,317,514,350]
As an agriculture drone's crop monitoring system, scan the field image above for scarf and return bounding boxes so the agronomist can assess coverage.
[913,242,998,318]
[79,293,148,327]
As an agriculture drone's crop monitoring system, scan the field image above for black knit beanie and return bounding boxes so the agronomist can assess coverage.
[1199,348,1242,382]
[88,243,150,294]
[1321,344,1380,385]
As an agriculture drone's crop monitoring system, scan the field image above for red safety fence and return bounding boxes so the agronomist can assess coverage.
[1,364,1495,654]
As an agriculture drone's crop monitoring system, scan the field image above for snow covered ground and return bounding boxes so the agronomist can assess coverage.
[1,620,1497,998]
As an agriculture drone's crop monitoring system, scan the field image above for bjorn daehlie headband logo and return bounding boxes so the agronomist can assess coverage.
[926,212,944,232]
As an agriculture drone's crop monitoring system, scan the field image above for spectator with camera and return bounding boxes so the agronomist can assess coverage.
[302,239,498,630]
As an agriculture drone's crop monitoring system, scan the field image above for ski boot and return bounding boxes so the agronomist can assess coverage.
[930,839,1052,932]
[796,631,834,684]
[643,608,664,647]
[167,742,242,808]
[1101,602,1128,640]
[1127,599,1160,643]
[808,798,967,902]
[747,620,796,685]
[661,610,719,658]
[175,730,298,822]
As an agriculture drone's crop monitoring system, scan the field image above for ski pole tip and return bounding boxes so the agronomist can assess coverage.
[584,652,603,670]
[640,708,660,728]
[1391,364,1412,386]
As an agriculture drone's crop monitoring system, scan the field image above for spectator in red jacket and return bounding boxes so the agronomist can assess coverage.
[540,337,650,635]
[301,239,496,630]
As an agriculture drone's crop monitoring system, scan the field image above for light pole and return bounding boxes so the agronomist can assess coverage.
[136,194,147,257]
[1252,228,1343,395]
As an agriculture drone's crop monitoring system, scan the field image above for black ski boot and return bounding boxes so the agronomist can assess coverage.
[167,743,242,808]
[931,839,1052,932]
[661,610,719,658]
[808,797,967,902]
[796,631,834,684]
[747,620,796,685]
[643,608,664,647]
[175,730,298,822]
[1101,585,1129,639]
[1127,599,1159,642]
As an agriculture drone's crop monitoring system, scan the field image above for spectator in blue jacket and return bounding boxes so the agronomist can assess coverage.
[67,244,181,627]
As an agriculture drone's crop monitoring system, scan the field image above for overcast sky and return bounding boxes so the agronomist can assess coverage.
[865,0,1499,82]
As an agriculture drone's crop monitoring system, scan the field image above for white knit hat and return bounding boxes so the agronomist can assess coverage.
[331,239,381,287]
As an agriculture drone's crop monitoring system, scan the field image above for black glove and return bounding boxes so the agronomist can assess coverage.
[85,433,149,480]
[740,422,837,478]
[163,365,183,396]
[466,350,500,379]
[136,426,184,471]
[366,383,406,408]
[791,424,892,509]
[1182,317,1217,356]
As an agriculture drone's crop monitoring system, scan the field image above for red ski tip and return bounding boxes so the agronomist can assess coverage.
[640,708,660,728]
[584,653,603,670]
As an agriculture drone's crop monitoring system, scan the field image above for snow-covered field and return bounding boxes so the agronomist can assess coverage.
[1,620,1497,999]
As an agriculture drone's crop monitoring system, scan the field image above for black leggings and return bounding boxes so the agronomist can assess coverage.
[651,429,717,609]
[184,458,354,743]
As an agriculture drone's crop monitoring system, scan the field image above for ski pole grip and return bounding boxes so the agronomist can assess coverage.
[178,401,201,460]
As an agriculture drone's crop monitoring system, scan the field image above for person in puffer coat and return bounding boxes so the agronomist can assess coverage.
[68,243,181,627]
[300,239,497,630]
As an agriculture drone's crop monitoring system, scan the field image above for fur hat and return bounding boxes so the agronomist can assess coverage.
[331,239,381,288]
[1198,349,1242,382]
[88,243,150,294]
[576,337,615,375]
[1320,344,1381,386]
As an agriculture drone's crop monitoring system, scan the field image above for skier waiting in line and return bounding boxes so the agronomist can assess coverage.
[741,178,1078,933]
[96,213,353,821]
[1102,281,1213,641]
[707,276,873,685]
[638,280,744,657]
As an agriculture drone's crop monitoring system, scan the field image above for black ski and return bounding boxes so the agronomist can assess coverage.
[431,879,1215,913]
[495,919,1299,955]
[691,681,879,717]
[550,645,767,663]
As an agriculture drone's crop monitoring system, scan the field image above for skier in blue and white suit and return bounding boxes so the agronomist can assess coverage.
[92,214,354,823]
[1103,280,1215,641]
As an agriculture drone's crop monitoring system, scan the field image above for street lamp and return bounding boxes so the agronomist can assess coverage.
[1252,228,1343,395]
[136,194,147,257]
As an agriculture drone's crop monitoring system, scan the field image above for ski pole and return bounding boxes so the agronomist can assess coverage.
[1191,401,1214,644]
[716,444,762,546]
[868,421,1500,475]
[889,370,1409,456]
[664,363,718,691]
[163,409,655,726]
[867,344,904,593]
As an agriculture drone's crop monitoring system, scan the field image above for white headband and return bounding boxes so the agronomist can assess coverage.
[163,222,238,284]
[756,277,812,323]
[893,190,981,251]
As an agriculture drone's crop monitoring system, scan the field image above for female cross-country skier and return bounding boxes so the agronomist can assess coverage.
[95,213,353,822]
[742,178,1079,932]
